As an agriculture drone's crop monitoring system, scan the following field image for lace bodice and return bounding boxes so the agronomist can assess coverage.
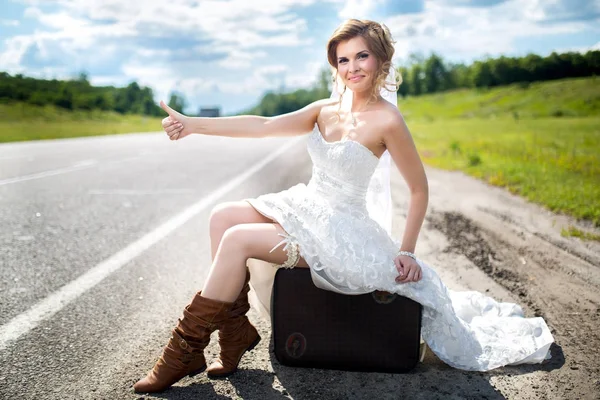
[307,124,380,207]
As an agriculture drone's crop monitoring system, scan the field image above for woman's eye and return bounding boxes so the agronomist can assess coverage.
[359,54,368,59]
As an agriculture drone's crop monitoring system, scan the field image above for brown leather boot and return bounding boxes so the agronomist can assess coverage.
[206,269,261,378]
[133,293,232,393]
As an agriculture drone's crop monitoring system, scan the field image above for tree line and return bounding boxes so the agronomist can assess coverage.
[0,72,187,116]
[397,50,600,97]
[239,69,331,116]
[1,50,598,116]
[244,50,599,116]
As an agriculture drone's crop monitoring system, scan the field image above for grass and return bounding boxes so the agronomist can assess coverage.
[399,76,600,120]
[1,77,598,234]
[398,77,600,233]
[407,117,599,228]
[561,226,600,241]
[0,102,163,142]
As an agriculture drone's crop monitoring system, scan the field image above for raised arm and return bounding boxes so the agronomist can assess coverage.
[160,99,334,141]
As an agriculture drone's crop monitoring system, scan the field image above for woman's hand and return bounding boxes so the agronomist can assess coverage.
[394,255,422,283]
[160,100,192,141]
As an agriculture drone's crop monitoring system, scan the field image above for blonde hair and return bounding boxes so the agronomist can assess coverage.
[326,19,401,105]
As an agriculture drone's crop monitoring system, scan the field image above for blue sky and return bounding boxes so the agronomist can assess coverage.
[1,0,599,114]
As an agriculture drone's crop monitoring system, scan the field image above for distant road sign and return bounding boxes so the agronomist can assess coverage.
[198,107,220,117]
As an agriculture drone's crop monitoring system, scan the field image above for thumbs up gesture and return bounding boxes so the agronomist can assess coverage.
[160,100,191,141]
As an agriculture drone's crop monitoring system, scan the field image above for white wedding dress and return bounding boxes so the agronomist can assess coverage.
[244,123,554,371]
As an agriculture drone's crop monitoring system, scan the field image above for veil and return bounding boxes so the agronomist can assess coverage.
[331,68,396,235]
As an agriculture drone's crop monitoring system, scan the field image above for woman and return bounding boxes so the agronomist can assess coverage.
[134,19,553,393]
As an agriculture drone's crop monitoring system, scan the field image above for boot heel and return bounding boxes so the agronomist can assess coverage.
[188,364,207,377]
[247,334,261,352]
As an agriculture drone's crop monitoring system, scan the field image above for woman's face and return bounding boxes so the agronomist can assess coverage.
[336,36,378,93]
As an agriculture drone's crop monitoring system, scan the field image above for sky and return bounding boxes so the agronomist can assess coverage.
[0,0,599,115]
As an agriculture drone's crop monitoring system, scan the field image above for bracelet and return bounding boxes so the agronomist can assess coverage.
[397,250,416,260]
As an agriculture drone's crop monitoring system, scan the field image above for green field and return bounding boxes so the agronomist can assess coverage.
[0,102,163,142]
[398,77,600,230]
[1,77,599,231]
[398,76,600,120]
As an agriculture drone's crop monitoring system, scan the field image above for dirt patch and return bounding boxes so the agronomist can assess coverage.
[428,211,543,318]
[415,167,600,400]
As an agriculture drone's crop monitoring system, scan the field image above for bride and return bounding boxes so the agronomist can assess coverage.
[133,19,554,393]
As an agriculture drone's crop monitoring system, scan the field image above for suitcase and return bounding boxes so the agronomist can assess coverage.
[270,268,423,373]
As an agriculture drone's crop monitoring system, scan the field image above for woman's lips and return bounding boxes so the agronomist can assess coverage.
[349,75,364,82]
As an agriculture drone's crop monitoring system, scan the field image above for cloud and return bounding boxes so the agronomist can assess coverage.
[1,19,20,26]
[2,0,599,113]
[17,0,320,48]
[4,1,329,79]
[0,35,32,71]
[554,41,600,54]
[384,0,599,63]
[216,48,269,70]
[285,60,326,88]
[440,0,508,7]
[522,0,600,23]
[117,58,313,113]
[338,0,387,19]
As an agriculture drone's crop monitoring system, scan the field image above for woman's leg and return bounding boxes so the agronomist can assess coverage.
[202,221,308,302]
[203,201,308,378]
[208,200,272,260]
[135,202,309,392]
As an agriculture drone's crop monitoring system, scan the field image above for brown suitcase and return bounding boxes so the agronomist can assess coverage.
[270,268,422,373]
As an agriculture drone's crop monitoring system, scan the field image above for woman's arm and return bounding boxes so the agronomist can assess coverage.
[160,99,335,140]
[381,112,429,254]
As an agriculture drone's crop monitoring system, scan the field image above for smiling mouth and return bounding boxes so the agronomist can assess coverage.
[349,76,364,82]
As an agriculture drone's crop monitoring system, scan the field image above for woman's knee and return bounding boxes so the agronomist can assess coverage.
[221,224,308,268]
[209,201,270,234]
[219,225,254,255]
[209,202,235,233]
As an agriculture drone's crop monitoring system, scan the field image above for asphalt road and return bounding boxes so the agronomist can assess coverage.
[0,131,311,399]
[1,131,598,399]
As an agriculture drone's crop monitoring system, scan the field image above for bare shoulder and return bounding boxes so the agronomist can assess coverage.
[379,100,405,127]
[312,97,339,110]
[373,100,410,143]
[316,98,341,122]
[264,97,339,137]
[293,98,338,131]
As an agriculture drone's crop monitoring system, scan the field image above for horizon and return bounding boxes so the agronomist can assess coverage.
[1,0,599,115]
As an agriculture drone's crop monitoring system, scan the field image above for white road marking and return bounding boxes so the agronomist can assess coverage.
[0,160,98,186]
[0,155,34,161]
[0,136,303,350]
[88,189,197,195]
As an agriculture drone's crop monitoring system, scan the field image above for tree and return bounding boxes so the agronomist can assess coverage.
[397,67,410,97]
[409,64,424,95]
[125,82,143,114]
[424,53,448,93]
[445,62,469,90]
[94,92,114,111]
[77,71,90,85]
[55,84,74,109]
[316,66,332,99]
[519,54,544,82]
[490,56,516,86]
[471,61,494,88]
[167,92,186,113]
